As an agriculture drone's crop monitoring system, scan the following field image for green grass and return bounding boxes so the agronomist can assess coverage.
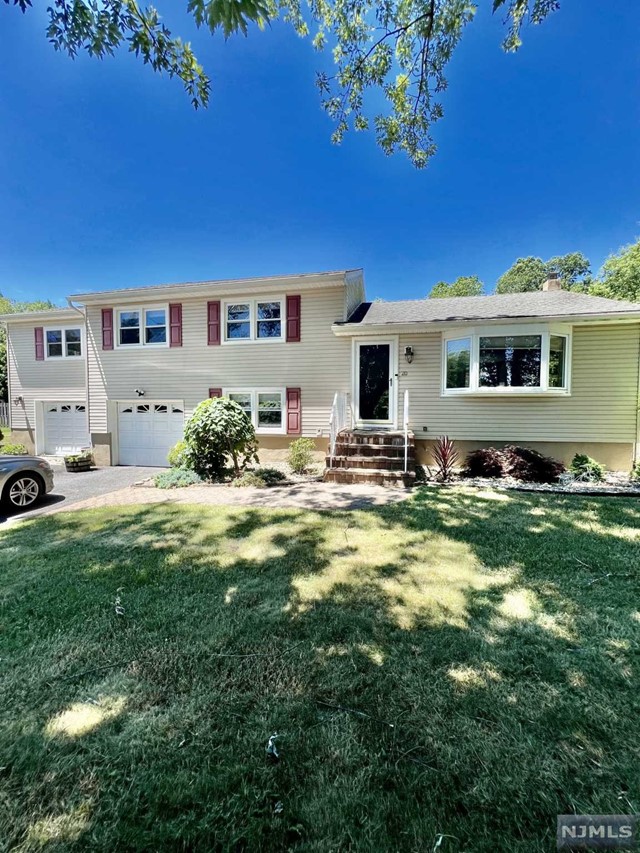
[0,488,638,851]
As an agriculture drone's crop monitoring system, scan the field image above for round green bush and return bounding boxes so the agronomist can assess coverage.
[167,439,187,468]
[183,397,259,481]
[569,453,605,482]
[286,437,317,474]
[154,468,202,489]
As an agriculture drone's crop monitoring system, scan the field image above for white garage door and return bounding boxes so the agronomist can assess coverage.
[44,402,90,455]
[117,402,185,467]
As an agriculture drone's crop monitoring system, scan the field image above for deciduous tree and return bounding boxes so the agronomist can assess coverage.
[429,275,483,298]
[589,239,640,303]
[3,0,561,167]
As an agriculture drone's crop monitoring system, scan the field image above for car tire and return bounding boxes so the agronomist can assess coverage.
[2,473,43,511]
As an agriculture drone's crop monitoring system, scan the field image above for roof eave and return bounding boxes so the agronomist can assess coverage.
[71,270,354,305]
[0,308,80,324]
[331,312,640,336]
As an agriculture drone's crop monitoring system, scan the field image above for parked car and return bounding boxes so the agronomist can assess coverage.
[0,455,54,510]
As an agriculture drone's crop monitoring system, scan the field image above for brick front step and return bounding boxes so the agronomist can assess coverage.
[324,468,415,487]
[326,455,411,471]
[331,442,415,459]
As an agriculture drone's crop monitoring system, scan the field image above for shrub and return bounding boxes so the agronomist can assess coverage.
[570,453,605,482]
[503,445,565,484]
[287,437,316,474]
[183,397,259,481]
[230,471,268,488]
[167,440,187,468]
[154,467,202,489]
[230,467,287,488]
[463,447,505,478]
[631,461,640,482]
[432,436,458,482]
[1,443,28,455]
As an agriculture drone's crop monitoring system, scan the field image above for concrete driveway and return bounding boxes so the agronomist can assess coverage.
[0,464,158,525]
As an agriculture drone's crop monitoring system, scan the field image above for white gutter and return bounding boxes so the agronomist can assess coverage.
[331,313,640,336]
[67,298,91,444]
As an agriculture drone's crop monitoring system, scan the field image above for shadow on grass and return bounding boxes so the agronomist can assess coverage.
[0,488,638,851]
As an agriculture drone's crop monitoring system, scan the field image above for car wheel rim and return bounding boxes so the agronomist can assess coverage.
[9,477,39,507]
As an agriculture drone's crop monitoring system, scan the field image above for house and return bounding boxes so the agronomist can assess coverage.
[2,269,639,475]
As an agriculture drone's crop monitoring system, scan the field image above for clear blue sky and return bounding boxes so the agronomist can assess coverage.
[0,2,638,305]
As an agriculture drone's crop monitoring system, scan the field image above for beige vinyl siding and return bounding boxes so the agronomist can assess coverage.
[6,323,86,431]
[398,324,640,443]
[345,272,365,320]
[86,287,351,437]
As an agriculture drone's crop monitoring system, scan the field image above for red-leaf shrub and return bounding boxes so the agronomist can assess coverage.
[463,448,505,478]
[502,445,565,484]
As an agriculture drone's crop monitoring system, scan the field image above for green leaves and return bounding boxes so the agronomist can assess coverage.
[188,0,274,38]
[5,0,562,166]
[429,275,483,298]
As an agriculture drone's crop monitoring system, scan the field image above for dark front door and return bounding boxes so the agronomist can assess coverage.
[357,342,392,423]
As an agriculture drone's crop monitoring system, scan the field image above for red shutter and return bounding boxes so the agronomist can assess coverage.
[209,388,222,398]
[169,303,182,347]
[34,327,45,361]
[207,301,221,345]
[286,295,301,342]
[286,387,301,435]
[102,308,114,350]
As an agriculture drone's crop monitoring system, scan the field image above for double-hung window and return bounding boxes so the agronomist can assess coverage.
[443,326,571,394]
[45,326,83,359]
[117,306,168,347]
[225,388,285,433]
[223,298,284,342]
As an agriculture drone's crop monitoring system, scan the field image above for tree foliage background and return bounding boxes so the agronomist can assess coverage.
[3,0,561,167]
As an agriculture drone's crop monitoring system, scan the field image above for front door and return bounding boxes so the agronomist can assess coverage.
[355,339,396,426]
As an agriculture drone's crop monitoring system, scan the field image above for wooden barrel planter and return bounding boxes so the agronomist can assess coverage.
[64,455,93,473]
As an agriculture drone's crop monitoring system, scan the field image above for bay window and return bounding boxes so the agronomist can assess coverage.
[443,326,570,394]
[224,388,285,433]
[117,306,168,347]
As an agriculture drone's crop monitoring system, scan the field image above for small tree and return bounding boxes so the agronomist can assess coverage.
[183,397,259,481]
[429,276,483,299]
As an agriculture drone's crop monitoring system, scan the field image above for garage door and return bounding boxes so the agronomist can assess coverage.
[117,402,185,467]
[44,402,90,455]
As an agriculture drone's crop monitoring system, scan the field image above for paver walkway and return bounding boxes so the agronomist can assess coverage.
[44,480,413,513]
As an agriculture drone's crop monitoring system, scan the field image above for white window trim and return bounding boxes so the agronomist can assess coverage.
[115,304,169,349]
[43,325,85,360]
[222,296,285,344]
[223,387,287,434]
[442,324,572,396]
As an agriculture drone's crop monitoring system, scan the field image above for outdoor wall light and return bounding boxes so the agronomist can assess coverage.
[135,389,145,397]
[404,346,414,364]
[13,395,23,406]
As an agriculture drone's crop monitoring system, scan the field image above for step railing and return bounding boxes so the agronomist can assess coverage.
[329,391,352,464]
[403,389,410,473]
[0,400,9,428]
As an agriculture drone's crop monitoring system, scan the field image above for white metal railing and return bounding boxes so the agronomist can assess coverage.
[403,389,410,473]
[0,401,8,428]
[329,391,352,463]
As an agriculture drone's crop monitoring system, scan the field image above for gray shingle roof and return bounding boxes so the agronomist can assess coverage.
[342,290,640,326]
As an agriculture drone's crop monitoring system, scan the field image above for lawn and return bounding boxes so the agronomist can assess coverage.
[0,488,638,851]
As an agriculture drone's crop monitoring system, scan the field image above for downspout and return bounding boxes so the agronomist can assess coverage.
[67,298,90,444]
[1,320,12,435]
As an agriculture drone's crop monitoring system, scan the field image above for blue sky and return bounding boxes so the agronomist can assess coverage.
[0,2,638,305]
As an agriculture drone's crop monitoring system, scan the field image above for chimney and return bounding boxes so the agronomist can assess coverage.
[542,272,562,292]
